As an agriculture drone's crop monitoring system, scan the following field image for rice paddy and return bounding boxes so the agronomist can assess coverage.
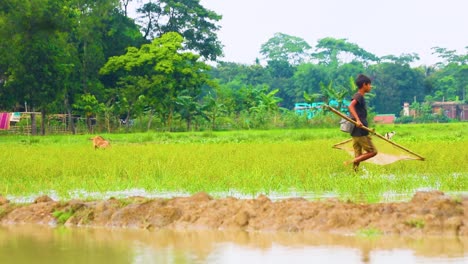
[0,123,467,203]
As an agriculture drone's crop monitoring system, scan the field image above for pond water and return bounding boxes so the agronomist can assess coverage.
[0,225,466,264]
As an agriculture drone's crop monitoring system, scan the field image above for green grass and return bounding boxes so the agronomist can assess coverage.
[0,123,467,202]
[356,228,383,237]
[52,209,75,225]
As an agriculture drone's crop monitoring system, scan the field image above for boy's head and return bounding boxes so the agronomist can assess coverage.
[355,74,371,89]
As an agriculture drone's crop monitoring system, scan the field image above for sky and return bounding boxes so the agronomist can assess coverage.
[130,0,468,66]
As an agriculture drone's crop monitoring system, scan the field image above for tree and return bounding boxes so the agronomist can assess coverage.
[73,93,105,132]
[369,63,425,115]
[0,0,76,135]
[119,0,134,17]
[260,33,312,65]
[100,32,212,131]
[64,0,144,133]
[312,37,378,67]
[430,47,468,102]
[175,94,202,131]
[135,0,222,61]
[432,46,468,67]
[202,91,226,130]
[265,60,295,107]
[331,62,365,93]
[380,53,420,65]
[291,63,330,103]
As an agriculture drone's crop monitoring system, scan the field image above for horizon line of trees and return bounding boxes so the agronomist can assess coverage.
[1,1,467,135]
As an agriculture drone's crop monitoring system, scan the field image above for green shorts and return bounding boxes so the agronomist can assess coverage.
[352,136,376,157]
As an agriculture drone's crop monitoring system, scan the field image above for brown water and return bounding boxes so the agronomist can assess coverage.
[0,225,466,264]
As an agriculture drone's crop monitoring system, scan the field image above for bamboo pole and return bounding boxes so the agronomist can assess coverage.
[324,105,425,161]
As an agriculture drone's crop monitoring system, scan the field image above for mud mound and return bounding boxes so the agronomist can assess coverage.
[0,191,466,236]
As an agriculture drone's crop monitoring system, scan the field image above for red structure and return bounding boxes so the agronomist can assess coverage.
[431,102,468,121]
[374,114,395,124]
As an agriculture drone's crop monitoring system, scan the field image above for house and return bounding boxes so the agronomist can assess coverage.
[374,114,395,124]
[431,101,468,121]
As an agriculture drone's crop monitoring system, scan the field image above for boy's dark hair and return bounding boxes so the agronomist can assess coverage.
[355,74,371,88]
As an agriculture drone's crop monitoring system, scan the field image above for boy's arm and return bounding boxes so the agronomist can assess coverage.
[348,99,363,127]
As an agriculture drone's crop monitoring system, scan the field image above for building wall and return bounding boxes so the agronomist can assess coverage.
[431,102,468,120]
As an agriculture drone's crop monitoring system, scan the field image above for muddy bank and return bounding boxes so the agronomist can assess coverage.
[0,191,466,236]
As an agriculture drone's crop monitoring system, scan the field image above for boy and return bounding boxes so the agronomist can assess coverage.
[345,74,377,171]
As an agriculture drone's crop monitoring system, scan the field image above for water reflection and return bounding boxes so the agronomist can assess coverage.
[0,225,466,263]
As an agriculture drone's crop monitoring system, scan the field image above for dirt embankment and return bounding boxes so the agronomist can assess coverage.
[0,191,466,236]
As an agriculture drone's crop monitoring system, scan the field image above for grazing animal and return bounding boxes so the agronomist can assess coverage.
[92,136,111,150]
[384,131,396,140]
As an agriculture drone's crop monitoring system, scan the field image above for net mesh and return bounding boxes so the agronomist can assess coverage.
[333,136,424,165]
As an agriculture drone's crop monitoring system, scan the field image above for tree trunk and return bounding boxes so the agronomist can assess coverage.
[186,114,191,131]
[31,112,37,136]
[125,109,132,132]
[146,109,154,131]
[105,112,111,133]
[211,110,217,130]
[167,108,173,132]
[65,94,76,134]
[40,109,46,135]
[86,116,93,133]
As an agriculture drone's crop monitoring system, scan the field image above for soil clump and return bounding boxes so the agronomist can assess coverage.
[0,191,466,236]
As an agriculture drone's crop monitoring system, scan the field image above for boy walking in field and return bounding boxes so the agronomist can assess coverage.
[344,74,377,171]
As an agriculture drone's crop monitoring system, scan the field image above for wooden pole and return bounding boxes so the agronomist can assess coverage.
[324,105,425,161]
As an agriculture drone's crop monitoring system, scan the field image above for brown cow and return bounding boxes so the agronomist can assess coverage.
[92,136,111,150]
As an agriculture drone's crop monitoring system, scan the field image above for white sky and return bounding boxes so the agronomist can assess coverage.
[131,0,468,66]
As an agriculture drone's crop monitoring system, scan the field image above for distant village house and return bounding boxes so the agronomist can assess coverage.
[401,101,468,121]
[431,101,468,121]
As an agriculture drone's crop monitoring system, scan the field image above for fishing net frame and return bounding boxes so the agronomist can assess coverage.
[325,105,425,165]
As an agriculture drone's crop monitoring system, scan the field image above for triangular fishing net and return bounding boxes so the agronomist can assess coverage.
[333,136,424,165]
[325,104,425,165]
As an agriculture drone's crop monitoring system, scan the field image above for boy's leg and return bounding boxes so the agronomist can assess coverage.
[361,135,377,157]
[345,136,377,169]
[354,136,377,163]
[344,137,361,170]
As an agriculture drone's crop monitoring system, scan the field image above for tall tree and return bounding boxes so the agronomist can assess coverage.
[265,60,295,108]
[100,32,212,131]
[313,37,378,67]
[380,53,420,65]
[135,0,222,61]
[260,33,312,65]
[0,0,76,135]
[430,47,468,102]
[68,0,143,133]
[291,63,330,103]
[369,63,425,114]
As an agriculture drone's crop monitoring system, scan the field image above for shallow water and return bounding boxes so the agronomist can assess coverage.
[0,225,466,264]
[6,188,468,204]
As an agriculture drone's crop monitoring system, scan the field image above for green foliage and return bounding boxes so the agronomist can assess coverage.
[135,0,222,61]
[73,93,105,118]
[100,32,212,131]
[1,3,467,138]
[260,33,312,65]
[369,63,426,115]
[356,228,383,237]
[313,37,379,66]
[53,209,75,225]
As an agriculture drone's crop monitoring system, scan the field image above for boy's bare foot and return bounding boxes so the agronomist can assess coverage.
[344,160,360,172]
[353,162,360,172]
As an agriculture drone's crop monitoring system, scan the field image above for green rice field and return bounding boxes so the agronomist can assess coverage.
[0,123,467,203]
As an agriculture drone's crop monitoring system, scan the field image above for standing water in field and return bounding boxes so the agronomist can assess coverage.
[0,226,466,264]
